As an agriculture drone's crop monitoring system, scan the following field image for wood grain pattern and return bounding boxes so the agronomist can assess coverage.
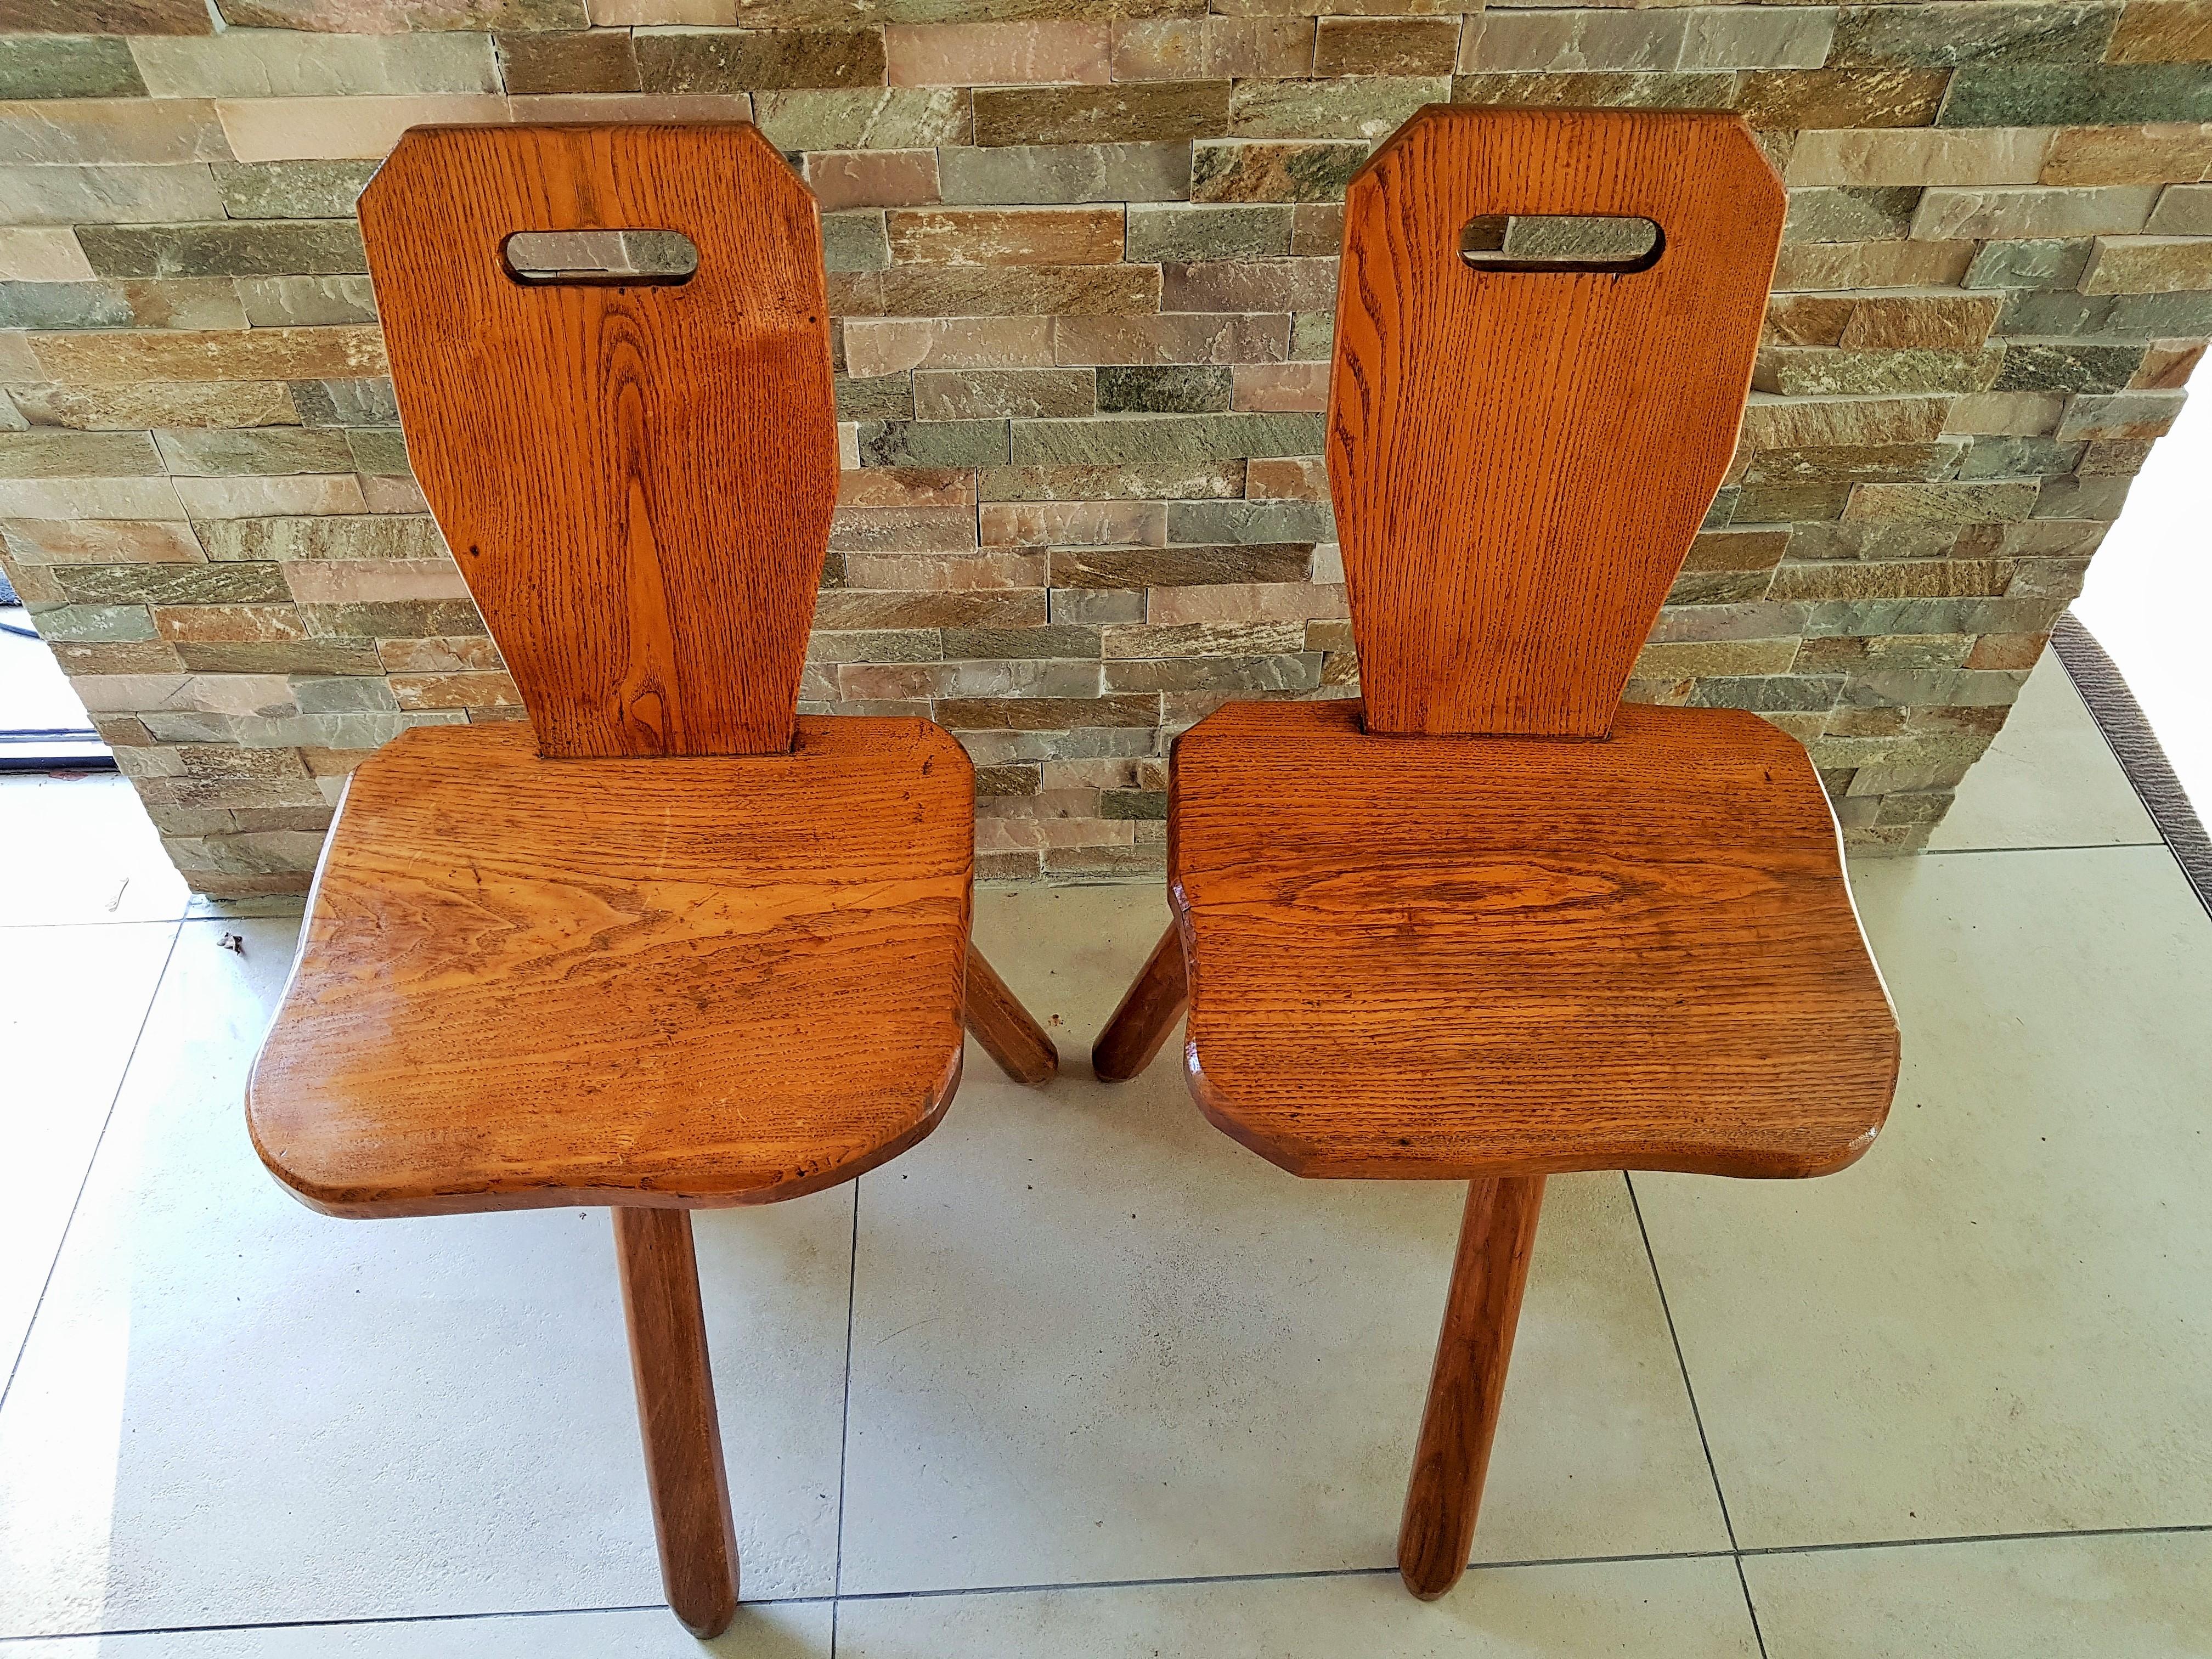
[248,717,973,1216]
[1090,921,1188,1083]
[1328,107,1784,738]
[359,124,837,759]
[1168,698,1899,1180]
[616,1206,740,1639]
[964,943,1060,1085]
[1397,1176,1545,1601]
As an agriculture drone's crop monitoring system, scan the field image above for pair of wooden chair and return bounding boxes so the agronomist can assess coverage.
[247,110,1897,1637]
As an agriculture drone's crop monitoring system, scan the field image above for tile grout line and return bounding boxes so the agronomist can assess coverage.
[0,919,184,1419]
[11,1523,2212,1644]
[828,1175,863,1659]
[1621,1172,1769,1659]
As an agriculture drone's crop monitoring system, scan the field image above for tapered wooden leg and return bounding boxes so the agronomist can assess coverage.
[965,943,1059,1085]
[1397,1175,1547,1601]
[1090,922,1188,1082]
[614,1206,740,1639]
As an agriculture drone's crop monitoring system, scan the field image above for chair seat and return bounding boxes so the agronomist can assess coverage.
[248,717,974,1218]
[1169,698,1898,1181]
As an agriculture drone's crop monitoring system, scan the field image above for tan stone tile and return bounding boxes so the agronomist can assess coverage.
[2083,232,2212,291]
[885,206,1124,266]
[215,94,510,162]
[978,499,1166,547]
[0,228,94,282]
[1109,16,1313,81]
[1740,393,1953,448]
[1911,184,2163,240]
[1,517,202,565]
[2041,121,2212,186]
[1784,127,2053,187]
[1053,313,1289,365]
[1244,455,1328,499]
[1838,292,2005,351]
[1145,579,1345,624]
[2107,0,2212,63]
[885,21,1110,86]
[27,326,386,385]
[281,557,469,602]
[805,148,940,210]
[1943,390,2066,436]
[0,476,187,518]
[1229,360,1328,410]
[0,97,232,165]
[173,474,367,518]
[391,670,521,709]
[1771,238,1977,290]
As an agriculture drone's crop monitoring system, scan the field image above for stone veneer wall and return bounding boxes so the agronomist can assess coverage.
[2,0,2209,894]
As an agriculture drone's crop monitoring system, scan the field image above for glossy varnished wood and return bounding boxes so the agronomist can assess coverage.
[1328,108,1784,737]
[249,717,973,1216]
[964,944,1060,1085]
[1167,698,1899,1180]
[359,124,836,759]
[616,1207,740,1638]
[1397,1176,1544,1601]
[1090,922,1188,1083]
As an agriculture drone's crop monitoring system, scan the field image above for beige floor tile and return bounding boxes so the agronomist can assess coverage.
[0,921,174,1384]
[1747,1530,2212,1658]
[1638,846,2212,1548]
[0,1601,832,1657]
[0,775,191,928]
[839,1554,1763,1657]
[1928,649,2158,851]
[0,918,854,1635]
[838,883,1729,1595]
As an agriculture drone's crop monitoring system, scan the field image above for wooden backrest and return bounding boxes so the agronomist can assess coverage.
[1327,107,1784,738]
[358,124,837,759]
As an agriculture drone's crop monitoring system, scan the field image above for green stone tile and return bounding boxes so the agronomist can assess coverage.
[76,222,367,279]
[0,279,244,331]
[941,625,1103,659]
[346,428,411,476]
[1290,309,1334,360]
[1227,75,1447,140]
[0,429,163,477]
[837,373,916,421]
[1940,63,2212,126]
[1011,411,1323,465]
[289,380,399,428]
[1962,237,2092,291]
[1828,2,2118,68]
[822,209,891,272]
[25,603,158,642]
[856,417,1011,466]
[1991,341,2143,393]
[154,427,356,476]
[753,88,969,150]
[238,275,378,326]
[1125,204,1292,262]
[55,561,291,606]
[1783,185,1920,244]
[1097,364,1232,414]
[212,161,379,221]
[635,27,885,92]
[1688,674,1846,712]
[1165,497,1334,543]
[0,35,147,99]
[937,142,1191,205]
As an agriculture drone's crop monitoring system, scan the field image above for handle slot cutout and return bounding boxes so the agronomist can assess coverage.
[502,229,699,286]
[1459,215,1663,274]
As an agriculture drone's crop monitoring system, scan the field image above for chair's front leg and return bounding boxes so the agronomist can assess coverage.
[1398,1175,1547,1600]
[964,944,1060,1085]
[1090,922,1189,1082]
[614,1206,740,1638]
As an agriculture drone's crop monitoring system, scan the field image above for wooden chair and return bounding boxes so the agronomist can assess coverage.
[245,123,1057,1639]
[1090,107,1900,1600]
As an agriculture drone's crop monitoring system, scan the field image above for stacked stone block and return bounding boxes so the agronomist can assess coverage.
[2,0,2208,892]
